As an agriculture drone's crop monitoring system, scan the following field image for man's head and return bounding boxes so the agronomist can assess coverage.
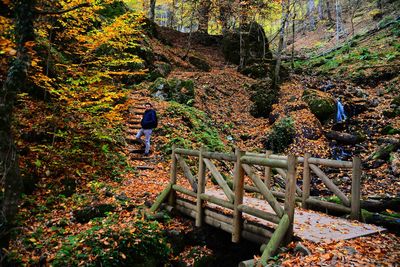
[145,103,152,110]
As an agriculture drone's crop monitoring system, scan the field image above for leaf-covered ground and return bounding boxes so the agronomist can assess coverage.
[1,2,400,266]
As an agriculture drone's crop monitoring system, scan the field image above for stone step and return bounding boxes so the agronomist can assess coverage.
[126,138,143,144]
[128,120,141,124]
[128,125,141,129]
[130,156,151,160]
[130,149,145,154]
[136,166,154,170]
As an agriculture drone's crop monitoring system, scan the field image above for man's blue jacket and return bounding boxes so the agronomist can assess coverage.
[141,109,157,129]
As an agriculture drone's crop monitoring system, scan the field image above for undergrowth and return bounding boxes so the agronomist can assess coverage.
[159,102,225,154]
[292,22,400,79]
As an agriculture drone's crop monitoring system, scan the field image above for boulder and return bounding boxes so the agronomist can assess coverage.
[148,61,172,80]
[222,22,272,65]
[390,152,400,176]
[302,89,336,122]
[73,204,116,223]
[187,55,211,72]
[149,77,195,106]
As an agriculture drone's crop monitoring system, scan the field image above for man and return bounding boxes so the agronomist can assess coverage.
[136,103,157,156]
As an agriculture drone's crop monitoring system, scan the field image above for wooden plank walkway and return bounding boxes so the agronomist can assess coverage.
[206,189,385,243]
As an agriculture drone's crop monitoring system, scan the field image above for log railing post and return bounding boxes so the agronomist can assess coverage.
[168,144,177,206]
[264,150,272,188]
[302,153,311,209]
[232,148,245,243]
[284,155,297,244]
[196,147,206,227]
[351,157,361,220]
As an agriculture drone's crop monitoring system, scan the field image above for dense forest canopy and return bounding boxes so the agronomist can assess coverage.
[0,0,399,266]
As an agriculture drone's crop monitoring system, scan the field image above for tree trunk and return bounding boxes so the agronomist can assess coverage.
[198,0,211,33]
[149,0,156,21]
[326,0,333,23]
[307,0,315,30]
[318,0,324,20]
[291,5,296,69]
[273,0,289,89]
[219,0,232,33]
[239,2,249,69]
[0,0,35,258]
[170,0,176,29]
[335,0,343,43]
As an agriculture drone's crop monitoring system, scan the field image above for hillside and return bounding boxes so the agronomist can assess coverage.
[1,1,400,266]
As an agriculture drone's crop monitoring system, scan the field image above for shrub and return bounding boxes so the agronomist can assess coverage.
[249,78,278,118]
[263,117,296,153]
[52,214,170,266]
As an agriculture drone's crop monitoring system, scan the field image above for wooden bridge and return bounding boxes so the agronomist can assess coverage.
[150,146,384,266]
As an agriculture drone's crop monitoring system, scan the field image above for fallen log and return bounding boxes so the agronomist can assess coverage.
[362,209,400,234]
[361,197,400,212]
[324,130,365,144]
[370,142,400,160]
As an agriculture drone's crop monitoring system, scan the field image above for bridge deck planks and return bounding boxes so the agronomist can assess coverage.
[205,189,385,243]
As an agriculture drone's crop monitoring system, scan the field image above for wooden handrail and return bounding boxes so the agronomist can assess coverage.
[240,156,288,169]
[203,158,235,203]
[242,164,284,218]
[176,154,198,192]
[309,163,350,206]
[174,148,236,161]
[246,152,353,168]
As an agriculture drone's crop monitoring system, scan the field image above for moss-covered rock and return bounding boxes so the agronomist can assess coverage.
[73,204,116,223]
[222,22,272,65]
[148,61,172,80]
[302,89,336,122]
[150,77,195,105]
[240,62,271,79]
[249,78,278,118]
[188,55,211,72]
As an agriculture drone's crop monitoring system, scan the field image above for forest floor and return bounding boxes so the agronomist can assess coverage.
[119,25,400,266]
[4,10,400,265]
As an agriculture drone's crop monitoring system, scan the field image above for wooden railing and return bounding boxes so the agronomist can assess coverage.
[150,146,362,266]
[151,145,298,266]
[246,151,361,220]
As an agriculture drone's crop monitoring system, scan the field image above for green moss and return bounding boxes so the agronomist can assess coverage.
[150,78,195,105]
[302,89,336,122]
[263,117,296,153]
[160,102,225,154]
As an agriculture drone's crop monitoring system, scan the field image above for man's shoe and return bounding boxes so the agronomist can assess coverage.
[143,152,150,157]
